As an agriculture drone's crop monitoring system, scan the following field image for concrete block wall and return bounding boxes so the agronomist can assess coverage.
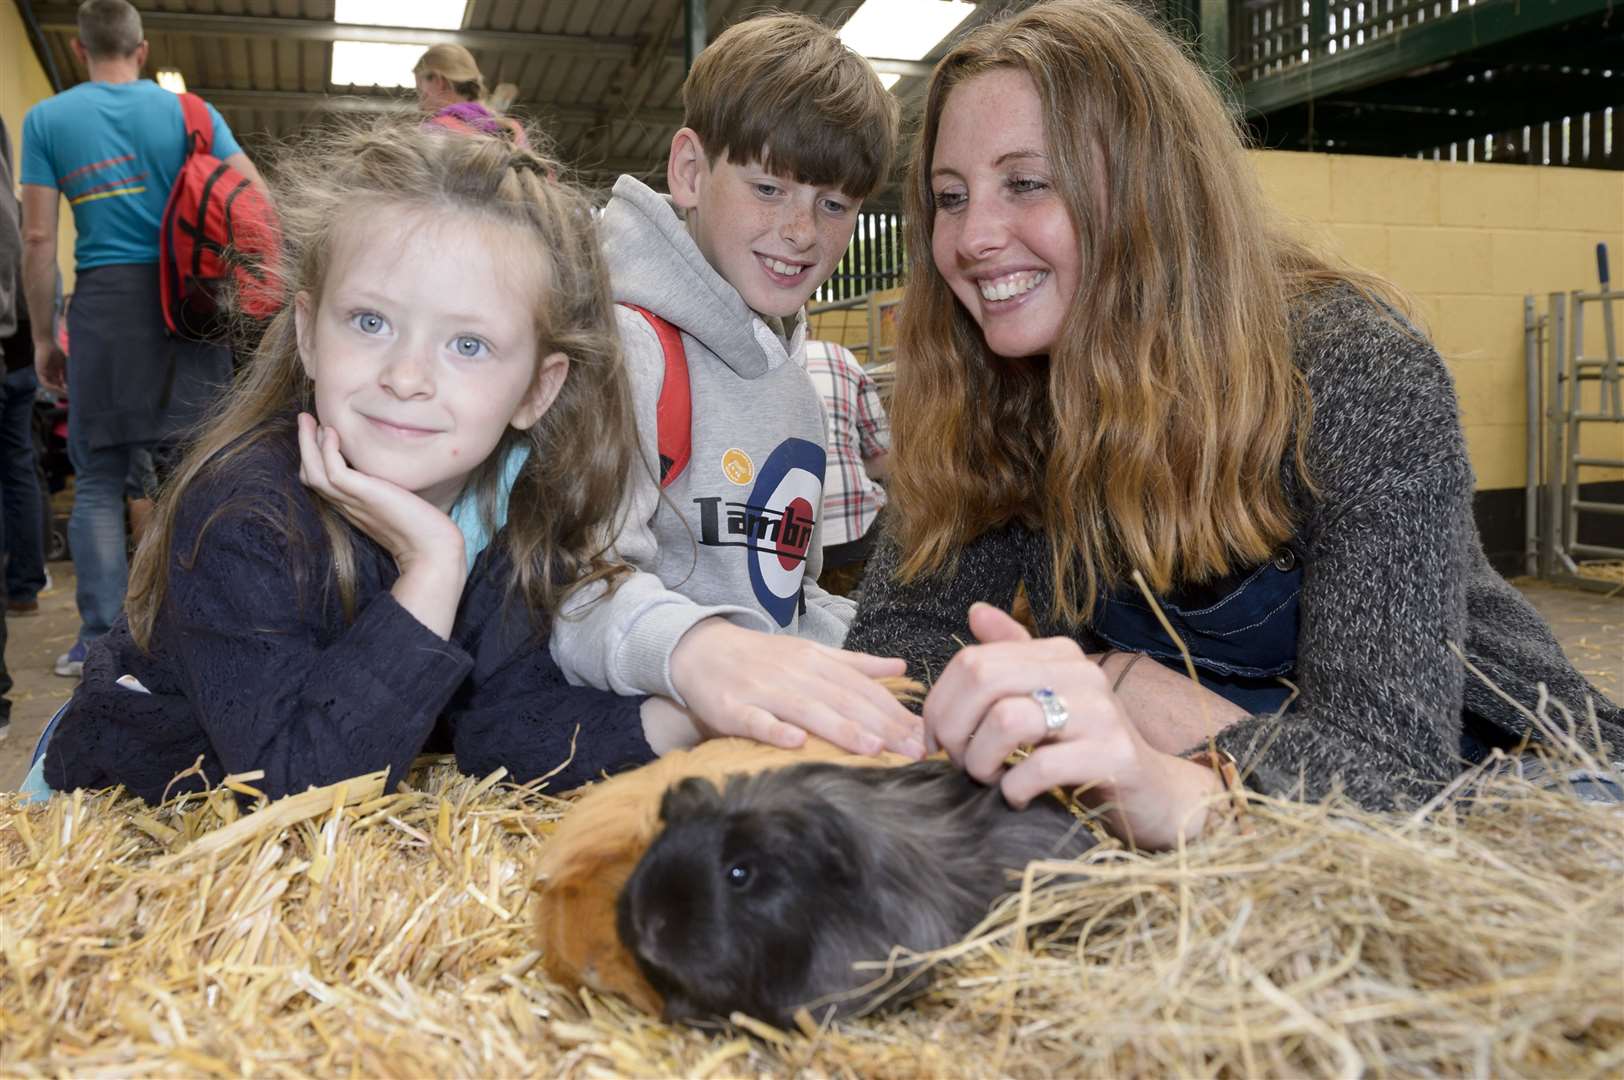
[808,287,905,361]
[1252,151,1624,492]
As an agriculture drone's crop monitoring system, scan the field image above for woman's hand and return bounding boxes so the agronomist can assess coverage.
[923,603,1224,849]
[297,412,467,638]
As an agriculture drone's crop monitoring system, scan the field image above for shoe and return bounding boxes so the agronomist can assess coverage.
[55,641,87,678]
[6,598,39,615]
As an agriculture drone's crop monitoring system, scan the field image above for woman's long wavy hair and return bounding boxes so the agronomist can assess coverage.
[891,0,1385,624]
[126,121,636,647]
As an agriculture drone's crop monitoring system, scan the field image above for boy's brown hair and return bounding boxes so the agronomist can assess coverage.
[681,12,900,199]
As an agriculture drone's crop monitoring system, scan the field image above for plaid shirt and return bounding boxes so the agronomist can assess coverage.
[804,340,889,547]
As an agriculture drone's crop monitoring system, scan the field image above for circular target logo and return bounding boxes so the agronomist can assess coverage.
[745,438,825,626]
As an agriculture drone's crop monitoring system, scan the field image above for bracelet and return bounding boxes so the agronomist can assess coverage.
[1110,652,1146,693]
[1185,747,1251,835]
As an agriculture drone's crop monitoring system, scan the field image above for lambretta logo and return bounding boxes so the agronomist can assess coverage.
[694,497,814,561]
[706,436,825,627]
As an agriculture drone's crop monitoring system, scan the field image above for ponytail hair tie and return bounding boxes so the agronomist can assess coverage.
[509,152,558,184]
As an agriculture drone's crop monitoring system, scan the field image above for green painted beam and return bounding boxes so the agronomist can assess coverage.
[1239,0,1615,117]
[1198,0,1231,80]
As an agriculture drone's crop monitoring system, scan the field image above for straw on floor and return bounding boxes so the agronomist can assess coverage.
[2,734,1621,1077]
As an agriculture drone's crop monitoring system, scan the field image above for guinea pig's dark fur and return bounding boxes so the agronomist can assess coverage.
[615,758,1095,1027]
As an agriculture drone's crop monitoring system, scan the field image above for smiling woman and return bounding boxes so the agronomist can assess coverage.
[845,0,1624,849]
[926,67,1080,361]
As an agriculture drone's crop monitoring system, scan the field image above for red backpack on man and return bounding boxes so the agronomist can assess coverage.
[159,92,281,342]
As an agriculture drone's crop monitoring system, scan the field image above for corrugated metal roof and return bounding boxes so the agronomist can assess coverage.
[24,1,1032,198]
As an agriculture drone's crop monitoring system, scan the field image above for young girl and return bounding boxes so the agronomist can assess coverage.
[846,0,1623,848]
[33,123,706,805]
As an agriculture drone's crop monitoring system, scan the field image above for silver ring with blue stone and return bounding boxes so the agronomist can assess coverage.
[1031,687,1070,735]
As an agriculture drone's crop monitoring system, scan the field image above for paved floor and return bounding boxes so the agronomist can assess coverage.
[2,564,1620,791]
[2,561,79,789]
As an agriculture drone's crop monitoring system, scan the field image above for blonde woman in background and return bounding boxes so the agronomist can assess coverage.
[414,44,528,147]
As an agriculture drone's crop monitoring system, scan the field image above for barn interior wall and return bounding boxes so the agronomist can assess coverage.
[1253,150,1624,490]
[2,4,77,291]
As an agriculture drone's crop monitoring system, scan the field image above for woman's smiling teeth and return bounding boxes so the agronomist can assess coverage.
[978,270,1048,302]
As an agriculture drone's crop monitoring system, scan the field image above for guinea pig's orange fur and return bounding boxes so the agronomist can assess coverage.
[533,718,915,1013]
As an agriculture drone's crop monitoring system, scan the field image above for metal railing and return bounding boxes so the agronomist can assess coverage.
[813,211,906,304]
[1234,0,1480,84]
[807,291,903,377]
[1525,249,1624,590]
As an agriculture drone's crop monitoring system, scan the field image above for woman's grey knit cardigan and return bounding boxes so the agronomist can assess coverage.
[845,290,1623,811]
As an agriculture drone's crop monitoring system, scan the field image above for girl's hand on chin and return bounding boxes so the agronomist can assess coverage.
[922,602,1224,850]
[296,413,467,637]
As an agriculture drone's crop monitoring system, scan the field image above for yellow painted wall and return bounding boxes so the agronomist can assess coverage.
[1252,151,1624,490]
[809,287,904,360]
[1,2,77,291]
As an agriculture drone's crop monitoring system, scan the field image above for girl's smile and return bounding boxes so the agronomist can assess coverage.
[293,206,565,511]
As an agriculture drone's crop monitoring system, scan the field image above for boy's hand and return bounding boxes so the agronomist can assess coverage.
[297,412,467,637]
[669,619,925,759]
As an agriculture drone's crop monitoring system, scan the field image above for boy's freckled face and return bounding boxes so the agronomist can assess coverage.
[677,152,860,319]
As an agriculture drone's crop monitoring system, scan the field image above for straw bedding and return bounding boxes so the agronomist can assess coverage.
[3,742,1622,1077]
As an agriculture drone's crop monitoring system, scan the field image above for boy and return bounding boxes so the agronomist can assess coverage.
[551,14,921,758]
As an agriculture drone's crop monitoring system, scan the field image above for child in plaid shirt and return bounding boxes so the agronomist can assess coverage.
[805,339,890,594]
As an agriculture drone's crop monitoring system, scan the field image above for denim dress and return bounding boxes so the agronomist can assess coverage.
[1090,545,1304,715]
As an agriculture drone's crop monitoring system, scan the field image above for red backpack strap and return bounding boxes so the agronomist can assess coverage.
[178,92,213,156]
[620,303,690,488]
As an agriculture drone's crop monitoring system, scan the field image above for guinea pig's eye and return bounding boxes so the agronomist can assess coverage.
[725,862,752,889]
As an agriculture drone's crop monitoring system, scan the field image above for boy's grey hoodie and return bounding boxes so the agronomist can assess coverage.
[549,175,855,701]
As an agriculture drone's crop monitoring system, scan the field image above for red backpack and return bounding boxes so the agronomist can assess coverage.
[159,92,282,341]
[621,304,691,488]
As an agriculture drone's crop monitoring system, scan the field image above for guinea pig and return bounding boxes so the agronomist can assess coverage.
[616,758,1096,1028]
[531,734,911,1014]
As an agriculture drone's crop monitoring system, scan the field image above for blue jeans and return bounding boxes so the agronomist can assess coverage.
[66,433,148,645]
[1,366,47,604]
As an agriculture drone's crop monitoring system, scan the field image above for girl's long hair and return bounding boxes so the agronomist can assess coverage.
[891,0,1391,624]
[126,122,636,647]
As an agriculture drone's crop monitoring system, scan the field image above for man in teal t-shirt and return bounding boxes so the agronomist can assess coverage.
[19,0,266,679]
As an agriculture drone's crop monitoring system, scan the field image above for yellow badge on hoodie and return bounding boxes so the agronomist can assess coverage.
[722,448,753,485]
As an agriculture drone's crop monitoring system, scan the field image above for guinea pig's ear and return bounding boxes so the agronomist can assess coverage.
[798,799,865,885]
[658,777,722,824]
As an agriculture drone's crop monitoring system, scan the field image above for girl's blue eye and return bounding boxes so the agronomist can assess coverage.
[453,335,488,359]
[755,183,781,197]
[353,311,386,334]
[821,198,851,215]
